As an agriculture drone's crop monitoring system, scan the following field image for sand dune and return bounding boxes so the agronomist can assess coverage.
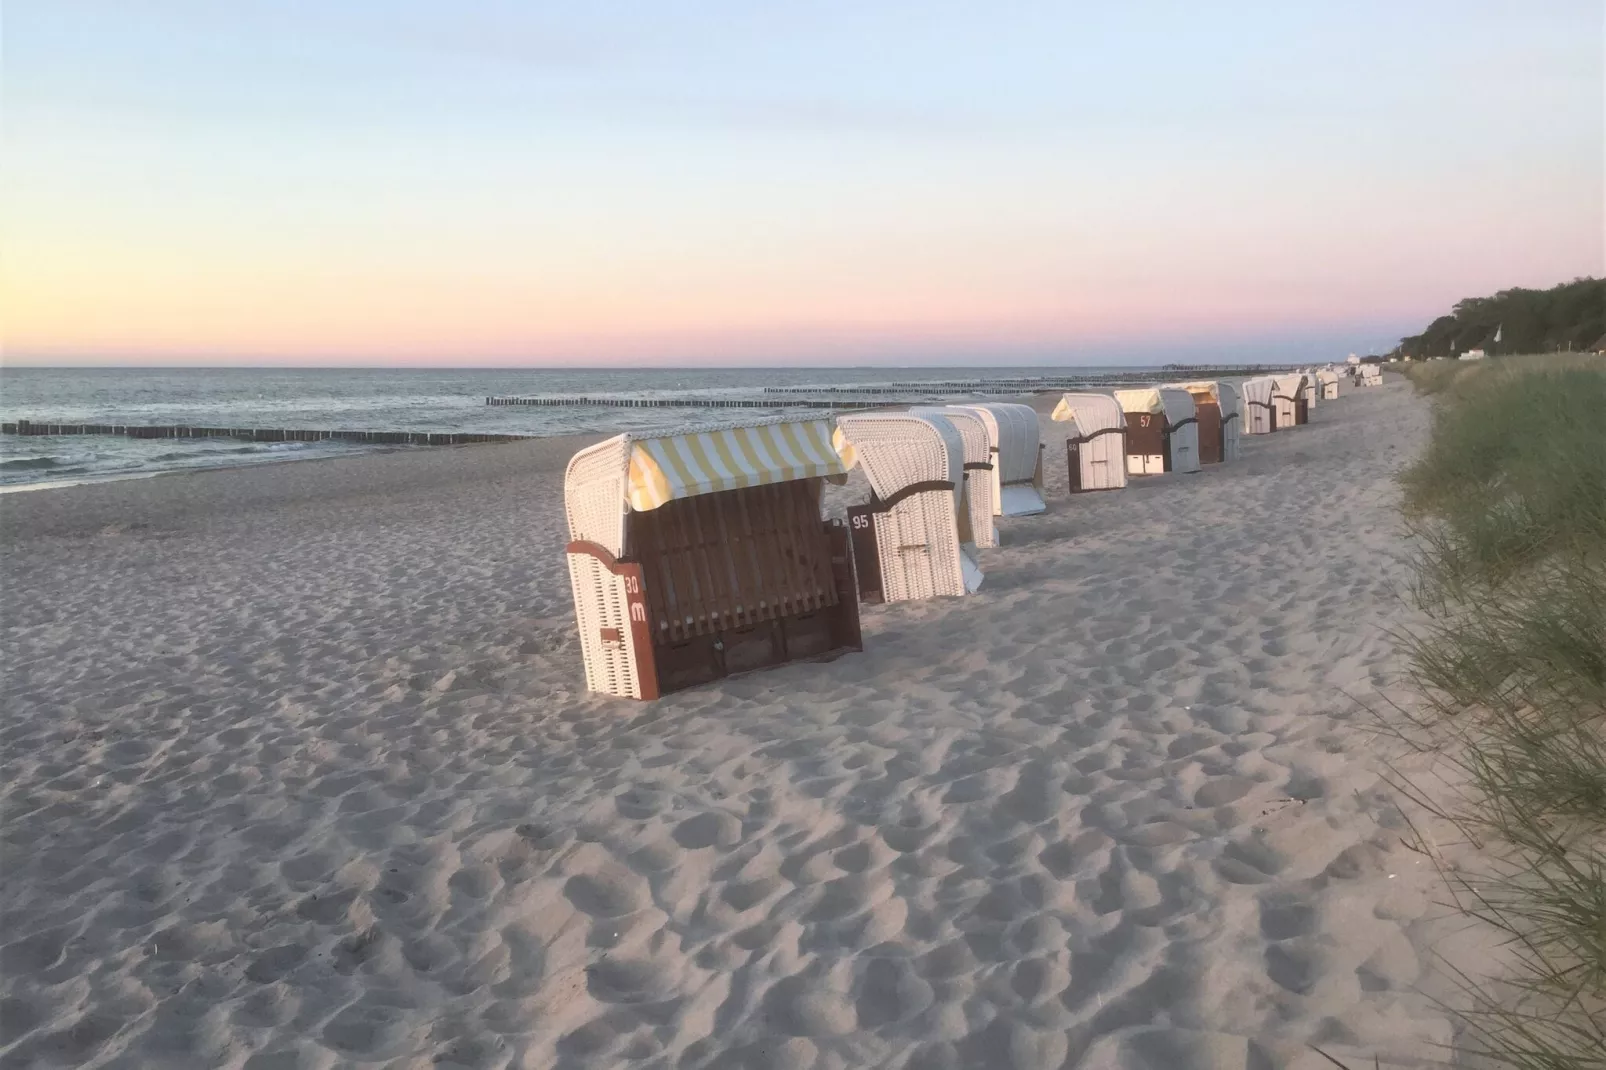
[1,381,1472,1069]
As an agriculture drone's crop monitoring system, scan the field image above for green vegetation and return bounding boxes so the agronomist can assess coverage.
[1397,278,1606,358]
[1395,354,1606,1068]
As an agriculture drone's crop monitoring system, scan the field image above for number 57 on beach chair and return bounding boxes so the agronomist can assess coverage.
[563,417,863,700]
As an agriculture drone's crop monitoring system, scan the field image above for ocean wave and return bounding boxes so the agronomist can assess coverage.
[0,456,62,470]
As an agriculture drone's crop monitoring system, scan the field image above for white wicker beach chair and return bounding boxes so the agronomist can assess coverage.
[948,402,1046,516]
[1052,393,1127,491]
[1114,388,1200,475]
[1316,367,1341,400]
[834,412,982,603]
[1241,376,1277,433]
[1160,380,1236,465]
[564,415,861,700]
[911,407,997,548]
[1217,381,1243,460]
[1360,364,1382,386]
[1272,374,1309,427]
[1300,369,1320,407]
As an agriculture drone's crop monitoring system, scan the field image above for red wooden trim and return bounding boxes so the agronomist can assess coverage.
[566,540,659,699]
[567,539,624,570]
[1069,426,1127,445]
[619,560,660,700]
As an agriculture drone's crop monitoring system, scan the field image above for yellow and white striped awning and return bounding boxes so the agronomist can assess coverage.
[626,417,846,512]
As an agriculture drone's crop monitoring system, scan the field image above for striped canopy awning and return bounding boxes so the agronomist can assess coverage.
[625,417,847,512]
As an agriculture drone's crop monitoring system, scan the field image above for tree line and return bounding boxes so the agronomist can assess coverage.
[1396,277,1605,358]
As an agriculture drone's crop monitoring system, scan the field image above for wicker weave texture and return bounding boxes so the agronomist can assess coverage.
[564,435,631,554]
[566,552,641,699]
[912,407,995,548]
[951,403,1043,515]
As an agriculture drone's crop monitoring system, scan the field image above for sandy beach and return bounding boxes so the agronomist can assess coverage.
[1,380,1475,1069]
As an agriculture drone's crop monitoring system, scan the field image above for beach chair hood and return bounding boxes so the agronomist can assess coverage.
[566,415,846,557]
[948,402,1046,517]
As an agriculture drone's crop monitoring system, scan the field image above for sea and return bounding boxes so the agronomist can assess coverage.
[0,366,1162,491]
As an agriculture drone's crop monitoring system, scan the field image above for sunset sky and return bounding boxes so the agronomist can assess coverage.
[3,1,1601,367]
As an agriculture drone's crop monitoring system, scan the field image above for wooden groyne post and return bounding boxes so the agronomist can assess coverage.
[484,395,884,409]
[1,421,535,446]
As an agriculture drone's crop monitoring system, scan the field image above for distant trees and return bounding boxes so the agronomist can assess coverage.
[1397,277,1606,357]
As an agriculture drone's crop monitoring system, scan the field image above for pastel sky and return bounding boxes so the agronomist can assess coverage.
[3,1,1602,367]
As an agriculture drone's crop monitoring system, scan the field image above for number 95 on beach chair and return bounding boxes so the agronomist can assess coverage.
[564,416,862,700]
[834,412,984,604]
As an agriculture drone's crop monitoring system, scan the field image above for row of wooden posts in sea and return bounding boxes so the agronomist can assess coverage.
[485,395,881,409]
[757,367,1300,395]
[485,366,1300,408]
[0,420,531,446]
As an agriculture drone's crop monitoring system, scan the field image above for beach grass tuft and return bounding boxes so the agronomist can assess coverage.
[1394,353,1606,1067]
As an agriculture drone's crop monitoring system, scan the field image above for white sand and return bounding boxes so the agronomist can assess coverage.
[1,380,1474,1069]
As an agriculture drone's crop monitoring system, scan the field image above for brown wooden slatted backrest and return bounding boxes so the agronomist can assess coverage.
[626,479,838,644]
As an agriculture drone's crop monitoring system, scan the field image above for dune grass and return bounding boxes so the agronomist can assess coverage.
[1394,353,1606,1067]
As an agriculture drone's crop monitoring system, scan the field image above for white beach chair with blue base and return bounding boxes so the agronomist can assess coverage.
[950,402,1047,516]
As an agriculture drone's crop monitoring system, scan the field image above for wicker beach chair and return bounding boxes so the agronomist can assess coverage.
[564,416,862,700]
[1051,393,1128,492]
[1114,387,1201,475]
[1218,381,1243,460]
[834,412,983,603]
[1316,367,1341,400]
[911,407,997,548]
[948,402,1046,517]
[1272,374,1309,427]
[1161,380,1238,465]
[1241,376,1278,433]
